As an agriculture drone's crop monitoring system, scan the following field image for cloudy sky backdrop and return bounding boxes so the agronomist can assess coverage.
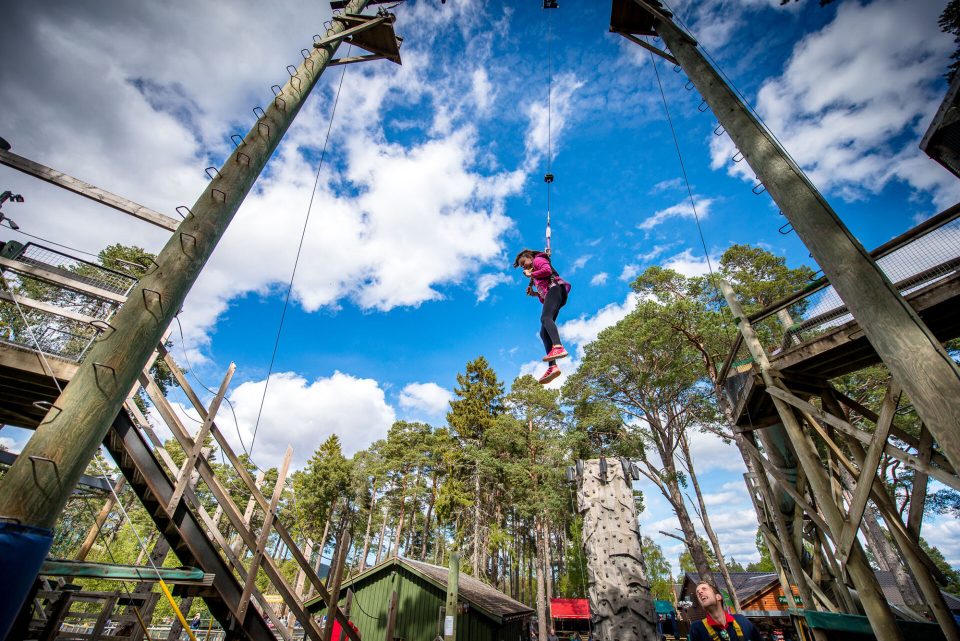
[1,0,958,570]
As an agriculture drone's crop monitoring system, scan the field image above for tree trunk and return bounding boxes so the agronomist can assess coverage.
[420,475,436,560]
[472,461,482,575]
[375,504,388,566]
[535,516,549,641]
[577,458,657,641]
[680,433,741,611]
[359,484,377,572]
[543,517,554,621]
[662,458,713,579]
[394,473,409,559]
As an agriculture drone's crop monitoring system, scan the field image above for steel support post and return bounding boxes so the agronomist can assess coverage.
[0,0,372,612]
[720,280,904,641]
[649,5,960,473]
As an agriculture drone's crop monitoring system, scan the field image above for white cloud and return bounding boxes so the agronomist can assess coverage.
[684,429,747,473]
[650,177,684,193]
[710,0,960,210]
[225,371,396,469]
[639,243,675,263]
[470,68,495,114]
[0,0,528,361]
[638,198,713,231]
[475,272,512,302]
[523,72,586,170]
[590,272,609,286]
[922,517,960,568]
[569,254,592,273]
[662,248,720,278]
[399,382,452,417]
[561,292,642,355]
[620,264,641,282]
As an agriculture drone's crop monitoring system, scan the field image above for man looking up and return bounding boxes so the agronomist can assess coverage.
[689,581,761,641]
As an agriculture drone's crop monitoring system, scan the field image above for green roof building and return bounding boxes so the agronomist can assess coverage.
[306,557,534,641]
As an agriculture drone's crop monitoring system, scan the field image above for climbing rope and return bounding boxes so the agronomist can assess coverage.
[249,45,353,457]
[543,0,557,257]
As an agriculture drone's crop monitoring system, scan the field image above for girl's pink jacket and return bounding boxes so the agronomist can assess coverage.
[529,254,571,303]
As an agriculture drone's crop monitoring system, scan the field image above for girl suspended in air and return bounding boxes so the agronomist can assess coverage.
[514,249,571,385]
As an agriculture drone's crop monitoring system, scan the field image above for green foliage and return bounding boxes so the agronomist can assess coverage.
[679,537,719,574]
[641,536,675,601]
[294,434,352,542]
[745,529,776,572]
[447,356,504,443]
[921,537,960,594]
[941,0,960,82]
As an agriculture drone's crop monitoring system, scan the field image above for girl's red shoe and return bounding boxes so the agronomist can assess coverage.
[542,345,569,362]
[538,365,561,385]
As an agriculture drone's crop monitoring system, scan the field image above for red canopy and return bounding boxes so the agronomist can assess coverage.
[551,598,590,619]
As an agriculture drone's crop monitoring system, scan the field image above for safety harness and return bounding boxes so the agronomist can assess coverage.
[701,616,744,641]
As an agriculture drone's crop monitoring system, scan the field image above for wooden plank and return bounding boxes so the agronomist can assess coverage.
[0,289,100,325]
[737,437,833,537]
[0,148,179,232]
[384,590,398,641]
[836,380,901,566]
[829,386,956,475]
[140,374,321,641]
[39,560,210,584]
[132,384,294,639]
[908,424,933,539]
[157,344,353,630]
[0,256,127,304]
[765,386,960,491]
[167,362,235,512]
[323,532,351,641]
[238,446,292,621]
[75,476,127,560]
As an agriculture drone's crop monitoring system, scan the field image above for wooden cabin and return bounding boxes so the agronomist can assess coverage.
[306,557,533,641]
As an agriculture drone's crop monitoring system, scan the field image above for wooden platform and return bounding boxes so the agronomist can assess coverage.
[727,270,960,429]
[0,341,77,429]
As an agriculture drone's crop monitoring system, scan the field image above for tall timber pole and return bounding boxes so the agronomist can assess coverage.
[639,1,960,472]
[0,0,371,624]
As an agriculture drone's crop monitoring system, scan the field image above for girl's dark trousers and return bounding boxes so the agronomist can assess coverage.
[540,285,568,365]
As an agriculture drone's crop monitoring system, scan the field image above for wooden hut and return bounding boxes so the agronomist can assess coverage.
[306,557,533,641]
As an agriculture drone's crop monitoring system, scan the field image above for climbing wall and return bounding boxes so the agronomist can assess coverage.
[576,458,657,641]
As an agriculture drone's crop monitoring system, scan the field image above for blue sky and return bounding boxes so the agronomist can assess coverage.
[1,0,958,571]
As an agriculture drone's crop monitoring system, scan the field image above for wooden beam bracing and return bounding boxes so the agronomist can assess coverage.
[0,148,180,231]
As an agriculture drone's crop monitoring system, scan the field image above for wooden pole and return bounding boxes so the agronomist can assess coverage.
[238,446,293,622]
[337,589,354,641]
[323,532,351,641]
[720,279,904,641]
[443,552,459,641]
[649,3,960,473]
[75,476,126,561]
[0,0,372,547]
[384,589,398,641]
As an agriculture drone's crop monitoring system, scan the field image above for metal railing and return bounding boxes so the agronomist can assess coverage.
[719,203,960,408]
[0,242,136,362]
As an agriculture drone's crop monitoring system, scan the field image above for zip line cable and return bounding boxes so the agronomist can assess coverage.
[249,46,353,458]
